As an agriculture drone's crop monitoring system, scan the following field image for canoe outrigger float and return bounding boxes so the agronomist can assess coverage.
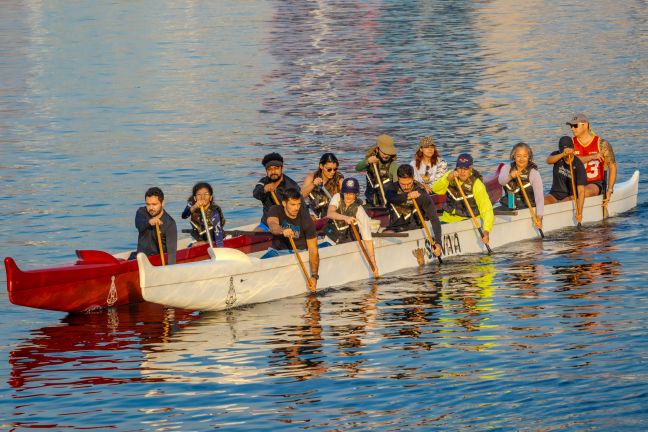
[137,171,640,312]
[3,167,505,313]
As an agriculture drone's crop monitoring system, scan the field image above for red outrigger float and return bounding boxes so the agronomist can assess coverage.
[4,165,503,314]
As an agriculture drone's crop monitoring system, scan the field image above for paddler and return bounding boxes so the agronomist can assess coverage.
[497,142,545,229]
[384,164,442,257]
[355,134,399,207]
[567,113,617,205]
[181,182,226,247]
[131,187,177,264]
[262,188,320,290]
[324,177,378,271]
[544,136,587,224]
[301,152,344,218]
[253,152,301,231]
[432,154,494,247]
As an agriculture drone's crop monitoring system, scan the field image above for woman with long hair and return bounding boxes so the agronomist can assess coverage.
[301,152,344,218]
[410,136,448,193]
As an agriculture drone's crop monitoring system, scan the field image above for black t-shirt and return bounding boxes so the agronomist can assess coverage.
[267,205,317,250]
[549,151,587,199]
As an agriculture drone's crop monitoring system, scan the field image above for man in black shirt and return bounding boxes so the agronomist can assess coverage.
[133,187,177,264]
[545,136,587,224]
[385,164,442,257]
[252,152,301,230]
[264,188,319,290]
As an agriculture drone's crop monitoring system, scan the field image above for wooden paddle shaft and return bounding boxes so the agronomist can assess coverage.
[155,223,166,266]
[350,222,377,275]
[270,190,280,205]
[515,172,544,238]
[410,197,442,264]
[288,236,313,289]
[371,163,388,206]
[199,206,215,249]
[455,178,493,254]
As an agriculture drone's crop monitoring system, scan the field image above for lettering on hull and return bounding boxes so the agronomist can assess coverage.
[442,233,461,256]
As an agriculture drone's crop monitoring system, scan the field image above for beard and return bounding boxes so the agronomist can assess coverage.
[268,173,281,181]
[148,207,163,218]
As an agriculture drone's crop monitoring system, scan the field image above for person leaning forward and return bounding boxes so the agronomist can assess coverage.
[545,136,587,223]
[131,186,177,264]
[384,164,443,257]
[566,113,617,205]
[355,134,399,207]
[253,152,301,230]
[264,187,320,291]
[432,153,494,246]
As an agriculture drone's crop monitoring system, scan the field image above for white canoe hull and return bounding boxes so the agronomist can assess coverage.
[138,171,639,312]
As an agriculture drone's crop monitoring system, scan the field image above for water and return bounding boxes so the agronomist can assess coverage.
[1,0,647,429]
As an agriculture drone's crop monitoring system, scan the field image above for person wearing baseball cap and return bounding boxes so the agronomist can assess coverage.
[544,136,587,223]
[566,113,617,204]
[253,152,301,230]
[355,134,399,207]
[432,153,494,246]
[325,177,379,277]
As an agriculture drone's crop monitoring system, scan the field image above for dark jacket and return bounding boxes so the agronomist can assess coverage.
[134,207,177,264]
[252,174,301,225]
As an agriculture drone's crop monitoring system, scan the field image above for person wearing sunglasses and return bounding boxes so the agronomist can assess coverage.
[566,113,617,205]
[253,152,302,231]
[301,153,345,218]
[181,182,226,247]
[355,134,399,207]
[410,136,448,194]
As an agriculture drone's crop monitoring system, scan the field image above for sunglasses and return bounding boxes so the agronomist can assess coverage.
[324,167,338,172]
[567,123,579,129]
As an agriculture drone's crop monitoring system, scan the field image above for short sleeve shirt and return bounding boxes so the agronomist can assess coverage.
[267,205,317,250]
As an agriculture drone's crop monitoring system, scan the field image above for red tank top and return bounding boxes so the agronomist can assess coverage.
[573,135,604,182]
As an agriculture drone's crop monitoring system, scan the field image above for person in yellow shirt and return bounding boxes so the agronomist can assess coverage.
[432,153,494,246]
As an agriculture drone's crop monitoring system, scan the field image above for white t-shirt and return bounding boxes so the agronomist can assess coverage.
[410,158,448,188]
[329,193,373,240]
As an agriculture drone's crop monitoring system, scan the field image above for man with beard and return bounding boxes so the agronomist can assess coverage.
[132,187,177,264]
[253,152,301,230]
[355,134,399,207]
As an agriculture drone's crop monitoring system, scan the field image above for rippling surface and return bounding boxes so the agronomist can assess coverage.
[1,0,647,429]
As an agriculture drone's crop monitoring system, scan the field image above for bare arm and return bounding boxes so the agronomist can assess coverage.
[301,173,317,198]
[601,139,617,192]
[307,237,319,290]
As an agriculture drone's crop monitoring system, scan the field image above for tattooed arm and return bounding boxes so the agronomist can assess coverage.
[601,138,617,204]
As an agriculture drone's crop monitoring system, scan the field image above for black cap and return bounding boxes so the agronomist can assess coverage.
[558,136,574,152]
[262,152,283,168]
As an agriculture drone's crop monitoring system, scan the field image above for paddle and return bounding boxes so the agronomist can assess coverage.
[199,206,215,249]
[155,223,166,266]
[515,173,545,238]
[371,163,388,206]
[271,190,314,291]
[410,197,442,264]
[567,158,582,228]
[350,222,380,278]
[455,178,493,255]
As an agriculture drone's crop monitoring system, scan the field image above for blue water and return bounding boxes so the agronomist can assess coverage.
[1,0,647,429]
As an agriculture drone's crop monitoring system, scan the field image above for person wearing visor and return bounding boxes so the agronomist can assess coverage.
[432,153,494,246]
[253,152,301,230]
[355,134,399,207]
[566,113,617,204]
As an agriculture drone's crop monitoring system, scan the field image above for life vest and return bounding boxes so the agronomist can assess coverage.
[389,182,427,225]
[366,157,395,192]
[573,134,604,182]
[499,162,537,209]
[189,202,225,242]
[324,198,362,244]
[308,172,343,217]
[442,170,482,218]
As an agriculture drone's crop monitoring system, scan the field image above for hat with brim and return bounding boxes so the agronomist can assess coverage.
[455,153,473,169]
[376,134,396,156]
[264,160,283,168]
[558,136,574,152]
[566,113,589,125]
[419,136,436,148]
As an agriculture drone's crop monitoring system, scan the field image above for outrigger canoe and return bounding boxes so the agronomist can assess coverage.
[137,171,639,312]
[4,166,504,314]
